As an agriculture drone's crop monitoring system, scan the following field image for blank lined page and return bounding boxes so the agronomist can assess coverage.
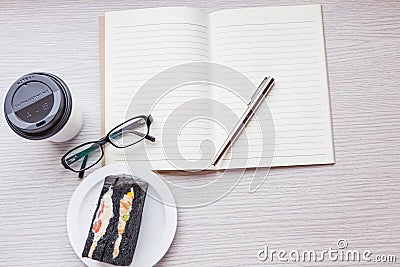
[105,8,213,170]
[209,5,335,168]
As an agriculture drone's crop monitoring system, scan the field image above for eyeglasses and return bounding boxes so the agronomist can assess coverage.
[61,115,155,178]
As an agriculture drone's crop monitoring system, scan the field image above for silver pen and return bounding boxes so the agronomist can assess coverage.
[212,76,275,166]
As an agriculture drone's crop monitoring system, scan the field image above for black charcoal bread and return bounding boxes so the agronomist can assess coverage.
[103,175,148,266]
[82,175,148,266]
[82,176,117,262]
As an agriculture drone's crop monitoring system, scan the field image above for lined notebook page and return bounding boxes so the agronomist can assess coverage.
[209,5,335,168]
[105,8,214,170]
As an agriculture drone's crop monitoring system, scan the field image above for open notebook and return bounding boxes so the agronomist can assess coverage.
[101,5,335,170]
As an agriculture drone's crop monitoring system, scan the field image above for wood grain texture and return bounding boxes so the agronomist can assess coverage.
[0,0,399,266]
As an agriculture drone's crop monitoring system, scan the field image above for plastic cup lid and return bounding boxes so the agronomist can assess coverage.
[4,72,72,140]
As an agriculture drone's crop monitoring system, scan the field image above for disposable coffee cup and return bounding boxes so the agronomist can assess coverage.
[4,72,83,142]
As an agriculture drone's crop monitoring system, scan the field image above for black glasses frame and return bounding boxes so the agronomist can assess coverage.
[61,115,155,178]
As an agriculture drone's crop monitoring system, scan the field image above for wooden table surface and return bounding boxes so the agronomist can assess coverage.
[0,0,399,266]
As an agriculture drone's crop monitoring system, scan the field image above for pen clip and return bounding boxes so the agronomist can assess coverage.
[248,76,270,105]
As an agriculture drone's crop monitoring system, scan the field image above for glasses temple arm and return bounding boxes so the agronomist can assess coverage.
[110,129,156,143]
[78,154,88,178]
[145,134,156,142]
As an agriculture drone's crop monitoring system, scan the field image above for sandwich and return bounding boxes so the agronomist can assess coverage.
[82,175,148,266]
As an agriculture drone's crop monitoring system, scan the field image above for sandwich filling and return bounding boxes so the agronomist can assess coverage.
[88,187,114,258]
[113,188,134,258]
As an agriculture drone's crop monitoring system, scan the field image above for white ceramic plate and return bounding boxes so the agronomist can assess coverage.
[67,163,177,267]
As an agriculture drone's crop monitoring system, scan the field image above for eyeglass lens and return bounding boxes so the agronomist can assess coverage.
[64,143,102,172]
[109,117,148,148]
